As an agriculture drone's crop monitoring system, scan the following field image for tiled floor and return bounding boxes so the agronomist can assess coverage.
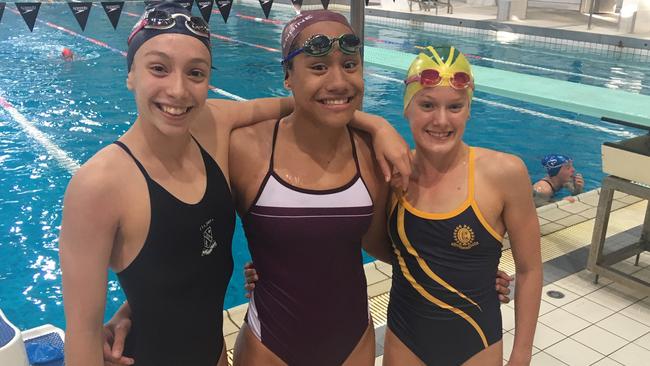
[224,190,649,365]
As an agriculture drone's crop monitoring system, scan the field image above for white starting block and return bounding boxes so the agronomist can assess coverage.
[0,309,64,366]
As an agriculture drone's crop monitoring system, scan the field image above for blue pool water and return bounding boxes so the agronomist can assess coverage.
[0,2,647,331]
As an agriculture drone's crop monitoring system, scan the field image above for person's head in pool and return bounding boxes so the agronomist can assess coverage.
[402,45,475,154]
[125,1,212,133]
[280,10,363,127]
[541,153,575,181]
[61,47,74,61]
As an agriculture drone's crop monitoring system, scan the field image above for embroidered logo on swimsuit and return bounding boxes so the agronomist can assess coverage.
[451,225,479,250]
[200,218,218,256]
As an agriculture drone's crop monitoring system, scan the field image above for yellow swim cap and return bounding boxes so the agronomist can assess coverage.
[403,46,474,111]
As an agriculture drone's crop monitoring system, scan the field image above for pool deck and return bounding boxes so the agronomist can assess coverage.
[364,1,650,43]
[222,189,650,365]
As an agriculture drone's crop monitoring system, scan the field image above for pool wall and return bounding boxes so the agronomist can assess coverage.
[258,0,650,58]
[365,7,650,58]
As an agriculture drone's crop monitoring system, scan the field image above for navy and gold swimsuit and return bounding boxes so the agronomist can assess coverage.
[387,147,503,366]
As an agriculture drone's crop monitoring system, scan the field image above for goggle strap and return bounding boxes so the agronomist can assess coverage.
[282,48,304,64]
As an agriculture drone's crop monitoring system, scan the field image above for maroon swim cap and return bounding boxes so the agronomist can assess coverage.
[281,10,353,58]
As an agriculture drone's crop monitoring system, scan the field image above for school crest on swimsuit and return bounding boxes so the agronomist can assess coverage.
[451,224,478,250]
[200,218,218,256]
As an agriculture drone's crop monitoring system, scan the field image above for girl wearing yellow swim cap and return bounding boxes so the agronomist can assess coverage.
[383,46,541,366]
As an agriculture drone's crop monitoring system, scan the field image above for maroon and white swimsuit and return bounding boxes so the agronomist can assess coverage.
[243,120,374,365]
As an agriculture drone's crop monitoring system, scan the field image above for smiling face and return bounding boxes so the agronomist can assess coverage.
[126,33,211,136]
[405,86,471,155]
[284,21,363,129]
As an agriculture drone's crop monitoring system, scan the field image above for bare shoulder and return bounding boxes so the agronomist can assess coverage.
[350,128,373,157]
[532,179,552,195]
[350,128,375,171]
[230,118,276,157]
[474,147,529,184]
[229,120,276,177]
[65,144,136,208]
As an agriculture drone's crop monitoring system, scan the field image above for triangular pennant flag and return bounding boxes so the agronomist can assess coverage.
[321,0,329,9]
[68,2,92,31]
[16,3,41,32]
[290,0,302,12]
[0,3,5,24]
[366,0,369,5]
[101,2,124,30]
[259,0,273,19]
[195,0,213,22]
[176,0,193,11]
[215,0,232,23]
[144,1,161,7]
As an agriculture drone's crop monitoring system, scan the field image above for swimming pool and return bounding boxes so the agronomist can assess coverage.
[0,1,647,330]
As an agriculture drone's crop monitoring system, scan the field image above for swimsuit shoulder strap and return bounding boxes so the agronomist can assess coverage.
[269,119,282,173]
[113,141,151,180]
[346,126,361,176]
[541,178,559,193]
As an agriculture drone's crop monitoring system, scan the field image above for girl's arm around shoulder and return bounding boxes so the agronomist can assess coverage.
[194,98,293,164]
[207,97,294,132]
[59,149,128,366]
[352,130,393,263]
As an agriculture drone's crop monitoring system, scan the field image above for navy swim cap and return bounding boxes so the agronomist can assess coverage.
[127,1,212,72]
[542,154,571,177]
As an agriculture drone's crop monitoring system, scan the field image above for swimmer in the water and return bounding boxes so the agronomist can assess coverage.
[62,47,74,61]
[533,154,584,206]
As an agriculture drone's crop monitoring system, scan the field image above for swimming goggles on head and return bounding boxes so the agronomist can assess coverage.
[404,69,472,90]
[282,34,361,64]
[128,10,210,44]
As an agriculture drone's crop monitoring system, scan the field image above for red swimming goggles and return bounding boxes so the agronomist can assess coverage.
[128,10,210,45]
[404,69,473,90]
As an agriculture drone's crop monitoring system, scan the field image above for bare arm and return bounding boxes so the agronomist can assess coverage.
[208,97,294,132]
[502,157,542,365]
[60,165,120,366]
